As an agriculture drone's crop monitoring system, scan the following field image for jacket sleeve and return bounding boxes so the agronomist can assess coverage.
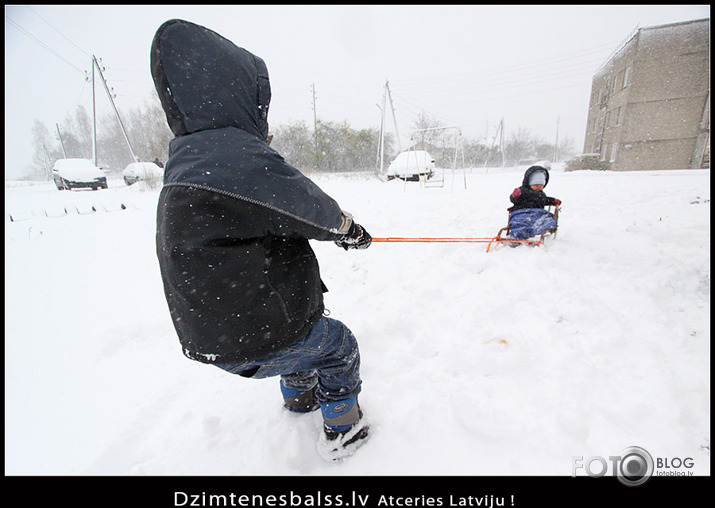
[158,184,352,244]
[259,156,354,240]
[510,187,556,209]
[268,204,354,241]
[510,187,522,205]
[164,130,354,242]
[257,147,356,240]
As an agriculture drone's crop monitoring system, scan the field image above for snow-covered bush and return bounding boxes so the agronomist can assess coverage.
[565,153,610,171]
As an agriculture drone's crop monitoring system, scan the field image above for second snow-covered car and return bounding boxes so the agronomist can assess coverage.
[53,158,108,191]
[122,161,164,186]
[386,150,436,181]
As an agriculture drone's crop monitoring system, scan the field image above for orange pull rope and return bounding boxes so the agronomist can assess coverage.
[372,237,498,243]
[371,236,545,253]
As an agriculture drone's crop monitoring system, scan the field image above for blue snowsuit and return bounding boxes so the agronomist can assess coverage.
[508,166,559,240]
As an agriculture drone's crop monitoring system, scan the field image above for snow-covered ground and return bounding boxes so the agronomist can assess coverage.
[5,166,710,477]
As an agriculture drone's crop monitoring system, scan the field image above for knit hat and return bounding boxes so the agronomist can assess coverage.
[528,171,547,186]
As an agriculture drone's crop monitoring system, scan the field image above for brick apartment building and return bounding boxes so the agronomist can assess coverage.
[583,18,710,170]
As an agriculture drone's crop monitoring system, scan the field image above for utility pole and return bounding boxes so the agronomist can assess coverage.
[311,83,319,169]
[376,83,388,176]
[376,103,384,175]
[500,118,505,167]
[385,80,401,153]
[41,142,52,181]
[55,123,67,158]
[90,61,97,165]
[485,118,504,170]
[311,84,318,147]
[92,55,137,163]
[553,117,560,163]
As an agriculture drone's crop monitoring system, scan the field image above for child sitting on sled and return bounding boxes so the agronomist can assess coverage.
[507,164,562,240]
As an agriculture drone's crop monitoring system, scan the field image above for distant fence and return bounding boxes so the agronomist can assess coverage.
[7,201,128,222]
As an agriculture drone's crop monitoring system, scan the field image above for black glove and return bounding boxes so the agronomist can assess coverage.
[335,223,372,250]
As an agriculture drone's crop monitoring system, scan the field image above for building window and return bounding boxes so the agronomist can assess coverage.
[610,143,618,162]
[611,75,618,95]
[623,66,631,88]
[617,106,625,125]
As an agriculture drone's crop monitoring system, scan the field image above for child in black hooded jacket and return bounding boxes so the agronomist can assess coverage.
[507,164,561,239]
[151,19,370,460]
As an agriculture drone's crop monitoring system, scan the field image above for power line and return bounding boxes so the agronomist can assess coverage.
[5,16,85,75]
[7,8,151,121]
[382,45,613,133]
[27,6,91,58]
[386,48,614,127]
[394,65,597,110]
[393,56,607,98]
[389,40,621,89]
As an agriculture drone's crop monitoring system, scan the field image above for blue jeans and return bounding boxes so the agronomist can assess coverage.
[215,316,362,403]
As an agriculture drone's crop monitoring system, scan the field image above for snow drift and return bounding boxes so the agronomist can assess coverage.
[4,165,710,476]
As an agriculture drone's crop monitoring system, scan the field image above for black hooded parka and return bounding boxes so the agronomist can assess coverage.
[151,19,353,365]
[509,165,558,211]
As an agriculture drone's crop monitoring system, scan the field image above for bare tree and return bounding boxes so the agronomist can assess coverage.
[26,94,384,179]
[557,135,576,162]
[30,120,60,180]
[126,92,174,165]
[534,140,553,161]
[271,120,315,172]
[272,119,383,174]
[410,112,453,166]
[462,138,492,167]
[410,111,444,147]
[504,127,535,166]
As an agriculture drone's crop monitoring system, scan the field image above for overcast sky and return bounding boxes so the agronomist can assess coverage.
[4,4,710,178]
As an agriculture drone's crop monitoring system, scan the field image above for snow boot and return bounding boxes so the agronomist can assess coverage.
[317,396,369,461]
[280,380,319,413]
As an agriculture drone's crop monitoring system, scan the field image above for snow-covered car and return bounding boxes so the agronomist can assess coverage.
[52,158,108,191]
[386,150,435,181]
[122,162,164,186]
